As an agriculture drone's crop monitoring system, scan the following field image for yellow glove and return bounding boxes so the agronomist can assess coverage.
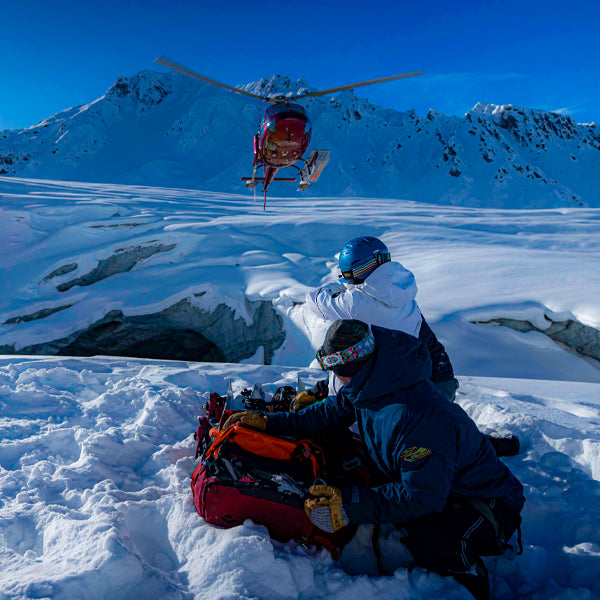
[291,391,317,412]
[221,411,267,431]
[304,484,349,532]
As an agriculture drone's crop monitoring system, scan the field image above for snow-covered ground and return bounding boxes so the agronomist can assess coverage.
[1,358,599,600]
[1,176,599,382]
[1,177,600,599]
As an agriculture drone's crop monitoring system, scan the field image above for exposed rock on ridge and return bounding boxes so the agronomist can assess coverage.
[475,316,600,365]
[0,298,285,364]
[53,242,176,292]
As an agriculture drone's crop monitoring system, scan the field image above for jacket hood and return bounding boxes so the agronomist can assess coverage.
[343,326,432,409]
[359,262,418,308]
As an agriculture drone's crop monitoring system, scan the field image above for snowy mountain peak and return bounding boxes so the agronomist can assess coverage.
[105,69,174,106]
[1,68,600,208]
[469,102,595,140]
[238,74,315,98]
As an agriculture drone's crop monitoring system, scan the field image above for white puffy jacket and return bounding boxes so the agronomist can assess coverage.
[306,261,423,336]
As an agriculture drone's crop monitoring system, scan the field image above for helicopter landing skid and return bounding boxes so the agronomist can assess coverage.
[244,178,260,190]
[242,176,297,188]
[298,150,330,190]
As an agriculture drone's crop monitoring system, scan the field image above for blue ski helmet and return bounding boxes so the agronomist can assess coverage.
[338,236,391,283]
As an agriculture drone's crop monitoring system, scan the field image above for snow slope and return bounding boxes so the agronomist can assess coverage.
[1,177,599,384]
[1,356,599,600]
[1,177,600,599]
[1,69,599,207]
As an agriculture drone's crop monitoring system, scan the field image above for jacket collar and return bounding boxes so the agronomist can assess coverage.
[340,326,432,409]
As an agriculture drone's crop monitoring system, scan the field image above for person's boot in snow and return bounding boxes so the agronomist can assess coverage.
[453,557,490,600]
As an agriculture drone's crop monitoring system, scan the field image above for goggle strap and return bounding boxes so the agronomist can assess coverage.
[316,334,375,370]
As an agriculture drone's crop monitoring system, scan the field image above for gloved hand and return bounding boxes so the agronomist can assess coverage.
[304,484,349,532]
[291,391,318,411]
[221,411,267,431]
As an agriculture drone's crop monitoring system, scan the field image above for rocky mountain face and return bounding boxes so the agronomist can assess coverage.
[1,69,599,208]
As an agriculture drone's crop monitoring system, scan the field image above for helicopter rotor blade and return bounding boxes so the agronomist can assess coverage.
[290,70,424,100]
[154,56,274,103]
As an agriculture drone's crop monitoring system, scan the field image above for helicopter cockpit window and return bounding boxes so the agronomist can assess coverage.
[266,103,306,118]
[269,104,288,115]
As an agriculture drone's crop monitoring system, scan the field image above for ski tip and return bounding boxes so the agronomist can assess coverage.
[251,382,266,400]
[225,378,234,409]
[297,374,306,393]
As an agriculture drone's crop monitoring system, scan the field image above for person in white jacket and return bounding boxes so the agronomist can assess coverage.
[307,257,422,336]
[307,236,458,401]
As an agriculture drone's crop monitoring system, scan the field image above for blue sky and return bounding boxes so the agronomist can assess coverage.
[1,0,598,130]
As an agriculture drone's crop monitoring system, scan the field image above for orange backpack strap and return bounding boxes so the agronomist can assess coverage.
[203,424,237,459]
[203,424,322,479]
[293,441,322,480]
[228,427,298,459]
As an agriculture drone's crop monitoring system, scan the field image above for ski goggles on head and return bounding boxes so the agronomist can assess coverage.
[339,253,391,283]
[316,334,376,371]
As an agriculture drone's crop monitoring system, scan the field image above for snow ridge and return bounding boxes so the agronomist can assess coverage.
[1,69,599,207]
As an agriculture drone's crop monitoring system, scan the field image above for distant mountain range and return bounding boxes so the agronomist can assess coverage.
[1,69,599,208]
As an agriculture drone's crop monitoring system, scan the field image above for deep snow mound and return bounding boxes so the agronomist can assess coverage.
[0,356,599,599]
[1,177,600,384]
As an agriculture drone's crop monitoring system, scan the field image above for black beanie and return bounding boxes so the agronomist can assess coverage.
[321,319,374,376]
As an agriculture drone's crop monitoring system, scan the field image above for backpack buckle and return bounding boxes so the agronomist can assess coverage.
[342,457,362,471]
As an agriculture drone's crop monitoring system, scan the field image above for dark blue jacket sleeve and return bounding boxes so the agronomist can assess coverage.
[265,394,356,438]
[419,317,454,383]
[343,409,457,524]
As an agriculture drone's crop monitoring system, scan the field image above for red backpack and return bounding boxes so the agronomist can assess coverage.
[191,421,354,557]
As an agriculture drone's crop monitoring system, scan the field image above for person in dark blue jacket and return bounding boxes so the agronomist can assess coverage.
[226,319,524,600]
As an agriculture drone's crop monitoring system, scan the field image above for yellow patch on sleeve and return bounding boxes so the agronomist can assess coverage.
[400,446,433,463]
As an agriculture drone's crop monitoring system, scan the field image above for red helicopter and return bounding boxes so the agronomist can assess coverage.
[155,57,423,209]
